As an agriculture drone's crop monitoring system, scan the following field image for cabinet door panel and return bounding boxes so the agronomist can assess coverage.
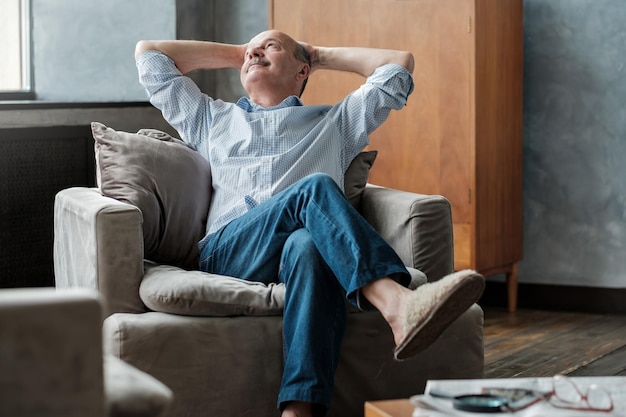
[473,0,524,270]
[433,0,474,226]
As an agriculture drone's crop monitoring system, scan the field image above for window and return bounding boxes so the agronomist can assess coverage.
[0,0,32,99]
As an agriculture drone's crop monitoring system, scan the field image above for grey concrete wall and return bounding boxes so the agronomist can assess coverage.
[176,0,267,102]
[520,0,626,289]
[211,1,267,101]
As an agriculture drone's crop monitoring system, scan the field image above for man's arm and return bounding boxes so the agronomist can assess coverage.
[304,45,415,77]
[135,40,246,74]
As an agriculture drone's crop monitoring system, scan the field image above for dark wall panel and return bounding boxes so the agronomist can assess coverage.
[0,126,95,288]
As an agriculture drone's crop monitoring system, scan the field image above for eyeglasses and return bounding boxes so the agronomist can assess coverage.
[548,375,614,412]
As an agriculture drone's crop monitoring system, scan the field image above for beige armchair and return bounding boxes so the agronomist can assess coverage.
[0,288,173,417]
[53,123,484,417]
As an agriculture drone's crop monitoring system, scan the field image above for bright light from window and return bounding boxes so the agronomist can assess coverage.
[0,0,30,93]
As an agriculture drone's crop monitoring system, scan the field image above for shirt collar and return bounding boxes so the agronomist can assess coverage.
[236,95,304,112]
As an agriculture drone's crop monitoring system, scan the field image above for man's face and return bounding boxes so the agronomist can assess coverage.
[240,30,307,99]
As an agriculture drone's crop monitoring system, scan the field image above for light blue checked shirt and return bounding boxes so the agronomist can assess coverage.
[137,50,414,235]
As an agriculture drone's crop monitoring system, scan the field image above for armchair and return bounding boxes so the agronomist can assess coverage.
[53,123,484,417]
[0,288,173,417]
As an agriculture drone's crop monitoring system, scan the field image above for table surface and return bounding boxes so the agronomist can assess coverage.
[364,399,413,417]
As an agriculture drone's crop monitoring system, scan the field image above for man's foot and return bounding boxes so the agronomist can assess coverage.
[393,269,485,361]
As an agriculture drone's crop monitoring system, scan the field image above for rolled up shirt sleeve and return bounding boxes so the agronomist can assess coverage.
[330,63,415,164]
[136,50,212,151]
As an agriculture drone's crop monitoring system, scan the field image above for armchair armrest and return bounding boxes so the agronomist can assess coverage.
[360,185,454,281]
[54,187,146,316]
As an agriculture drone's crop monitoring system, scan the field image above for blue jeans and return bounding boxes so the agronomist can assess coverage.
[198,173,409,413]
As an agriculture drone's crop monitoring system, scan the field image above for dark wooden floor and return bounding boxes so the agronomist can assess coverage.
[483,307,626,378]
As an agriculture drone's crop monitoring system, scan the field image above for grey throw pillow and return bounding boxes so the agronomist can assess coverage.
[92,122,211,270]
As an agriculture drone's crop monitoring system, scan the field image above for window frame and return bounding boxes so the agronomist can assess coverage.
[0,0,34,101]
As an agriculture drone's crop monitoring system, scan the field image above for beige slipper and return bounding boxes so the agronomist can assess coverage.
[394,269,485,361]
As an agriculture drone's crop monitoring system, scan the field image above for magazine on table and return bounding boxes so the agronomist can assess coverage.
[411,377,624,417]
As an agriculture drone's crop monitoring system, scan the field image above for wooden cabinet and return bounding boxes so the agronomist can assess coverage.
[270,0,523,311]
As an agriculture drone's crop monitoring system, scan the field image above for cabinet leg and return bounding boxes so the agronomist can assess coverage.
[506,263,519,313]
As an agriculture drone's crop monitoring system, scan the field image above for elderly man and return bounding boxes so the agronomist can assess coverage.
[135,30,484,417]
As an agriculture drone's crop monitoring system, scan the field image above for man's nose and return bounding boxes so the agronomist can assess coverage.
[247,47,263,59]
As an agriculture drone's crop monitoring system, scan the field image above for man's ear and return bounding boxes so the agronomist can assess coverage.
[296,64,311,81]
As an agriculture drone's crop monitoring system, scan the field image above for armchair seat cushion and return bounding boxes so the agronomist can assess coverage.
[139,263,427,317]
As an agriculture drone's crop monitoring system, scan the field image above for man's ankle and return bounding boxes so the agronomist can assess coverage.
[281,400,313,417]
